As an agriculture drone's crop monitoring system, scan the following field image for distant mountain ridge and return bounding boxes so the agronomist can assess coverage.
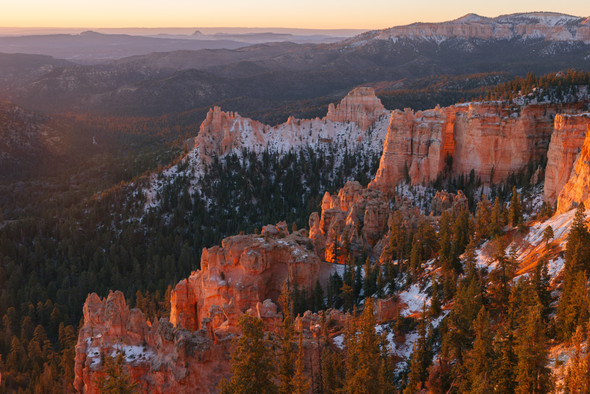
[344,12,590,46]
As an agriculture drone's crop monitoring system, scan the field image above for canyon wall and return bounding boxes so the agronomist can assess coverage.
[556,123,590,214]
[544,113,590,203]
[370,102,583,192]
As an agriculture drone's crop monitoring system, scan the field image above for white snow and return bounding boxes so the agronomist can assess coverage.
[548,256,566,280]
[332,334,344,349]
[398,283,430,317]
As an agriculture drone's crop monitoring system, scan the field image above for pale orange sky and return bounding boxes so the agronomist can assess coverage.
[0,0,588,29]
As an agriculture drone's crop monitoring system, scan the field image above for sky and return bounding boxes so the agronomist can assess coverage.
[0,0,588,30]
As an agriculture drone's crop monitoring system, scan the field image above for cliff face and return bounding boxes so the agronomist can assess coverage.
[170,223,321,332]
[370,101,576,191]
[544,113,590,203]
[192,87,389,165]
[556,122,590,213]
[74,291,231,394]
[309,181,390,262]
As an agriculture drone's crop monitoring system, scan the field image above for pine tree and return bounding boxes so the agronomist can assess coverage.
[542,225,554,246]
[490,197,504,238]
[343,298,388,393]
[441,274,482,366]
[277,283,295,394]
[219,314,278,394]
[475,194,491,240]
[404,311,431,393]
[488,240,517,316]
[566,202,590,273]
[515,305,551,394]
[322,347,344,394]
[430,277,442,318]
[460,307,495,393]
[532,259,552,321]
[564,325,590,393]
[558,270,589,339]
[291,331,309,394]
[96,352,138,393]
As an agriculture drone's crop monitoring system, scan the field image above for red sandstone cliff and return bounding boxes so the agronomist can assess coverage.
[370,101,582,191]
[556,123,590,213]
[74,291,232,394]
[170,223,321,332]
[544,113,590,203]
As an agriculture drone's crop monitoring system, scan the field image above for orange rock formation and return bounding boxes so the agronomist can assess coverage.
[556,122,590,213]
[370,102,581,191]
[544,113,590,203]
[325,87,388,131]
[170,222,321,332]
[74,291,231,394]
[309,181,390,262]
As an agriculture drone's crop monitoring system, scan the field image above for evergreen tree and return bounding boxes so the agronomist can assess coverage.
[489,197,504,238]
[219,314,278,394]
[475,194,491,240]
[460,307,495,393]
[532,259,552,321]
[291,331,309,394]
[404,310,431,393]
[277,283,295,394]
[515,305,551,394]
[564,325,590,393]
[441,274,482,367]
[321,348,344,394]
[542,225,554,246]
[430,277,442,318]
[96,352,138,393]
[488,240,518,316]
[558,270,589,339]
[343,299,390,393]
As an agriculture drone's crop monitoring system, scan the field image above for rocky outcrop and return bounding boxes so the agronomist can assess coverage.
[74,291,231,394]
[544,113,590,203]
[431,190,468,216]
[170,223,321,331]
[309,181,390,262]
[369,105,454,189]
[325,87,388,131]
[370,101,578,191]
[556,123,590,213]
[191,87,390,165]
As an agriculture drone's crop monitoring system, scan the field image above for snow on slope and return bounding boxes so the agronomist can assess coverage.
[142,91,391,211]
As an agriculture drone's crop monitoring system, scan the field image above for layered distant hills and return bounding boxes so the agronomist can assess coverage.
[0,12,587,120]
